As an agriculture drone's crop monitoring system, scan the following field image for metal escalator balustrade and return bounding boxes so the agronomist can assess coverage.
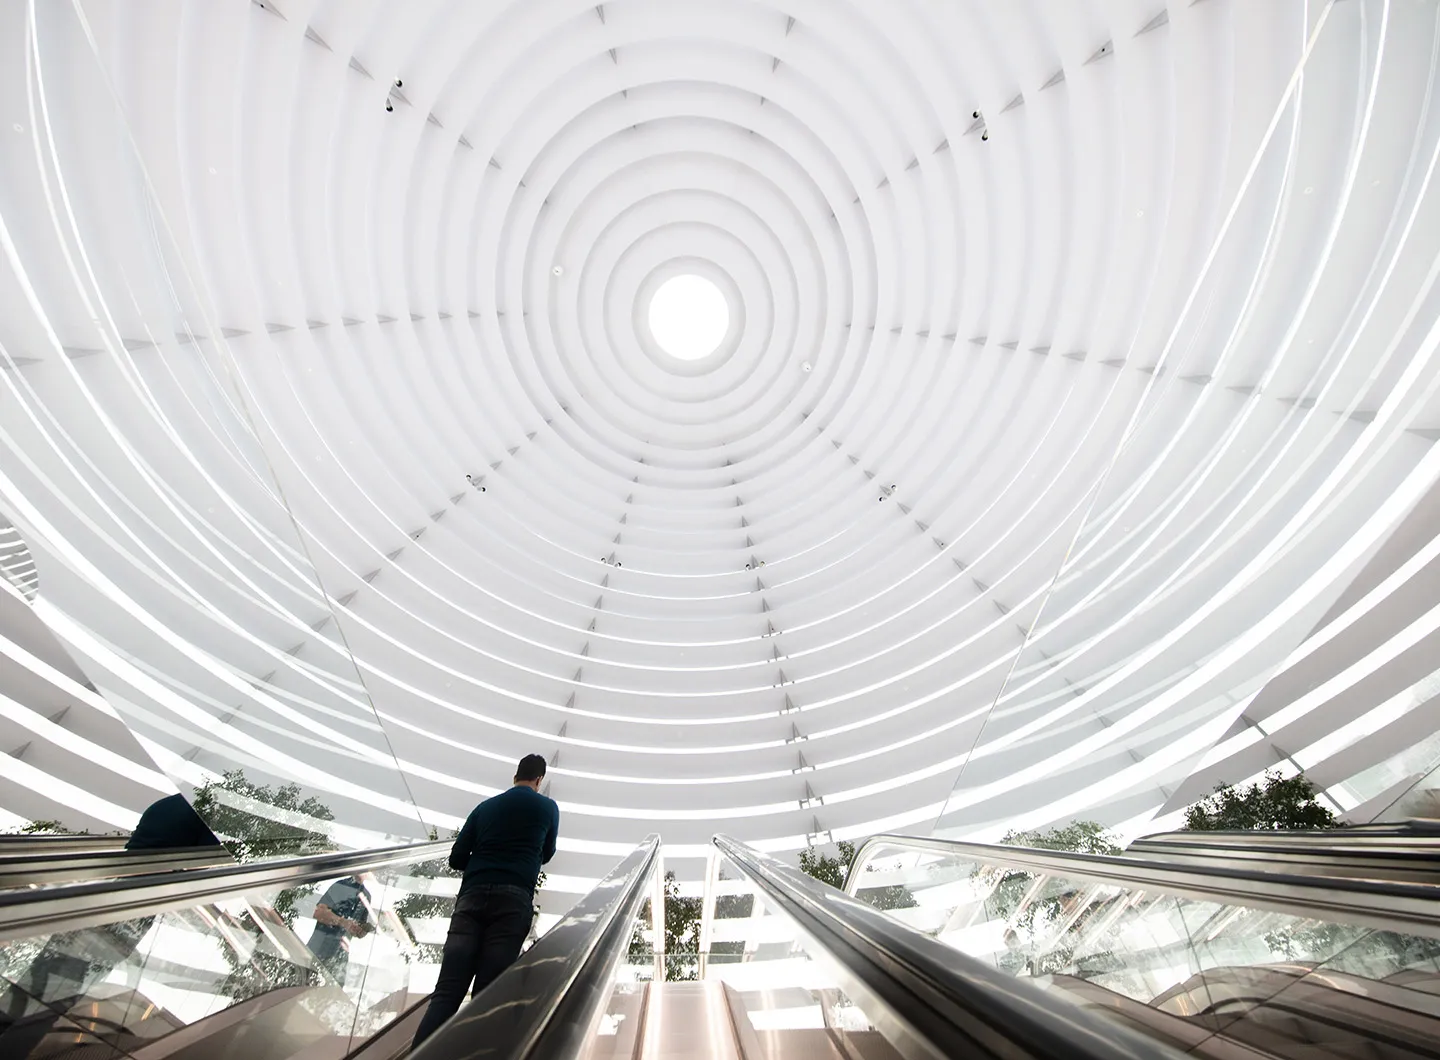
[711,833,1185,1060]
[0,835,132,857]
[850,833,1440,939]
[416,833,1186,1059]
[847,833,1440,1060]
[0,838,455,1059]
[1127,821,1440,885]
[0,839,450,941]
[0,842,234,890]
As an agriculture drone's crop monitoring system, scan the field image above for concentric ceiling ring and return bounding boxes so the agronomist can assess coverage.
[1,0,1439,897]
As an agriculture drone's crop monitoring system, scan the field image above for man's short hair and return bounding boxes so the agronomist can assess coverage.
[515,754,547,782]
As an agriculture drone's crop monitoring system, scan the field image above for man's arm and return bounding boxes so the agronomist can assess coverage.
[541,802,559,865]
[449,808,479,872]
[315,903,368,936]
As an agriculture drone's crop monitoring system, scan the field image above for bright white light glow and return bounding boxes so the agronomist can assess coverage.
[648,275,728,360]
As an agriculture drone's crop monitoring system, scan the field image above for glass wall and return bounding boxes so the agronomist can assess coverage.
[0,2,428,850]
[935,0,1440,840]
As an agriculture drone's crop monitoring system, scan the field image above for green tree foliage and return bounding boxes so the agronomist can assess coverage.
[985,820,1122,977]
[7,819,79,835]
[185,771,343,999]
[628,871,703,981]
[798,840,854,889]
[394,827,457,923]
[988,821,1121,927]
[1183,770,1338,831]
[798,840,917,910]
[190,770,339,934]
[714,893,753,920]
[1000,820,1122,857]
[191,769,337,864]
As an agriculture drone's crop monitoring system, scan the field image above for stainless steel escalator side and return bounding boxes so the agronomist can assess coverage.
[0,837,456,1060]
[0,835,131,857]
[1127,825,1440,885]
[0,839,451,942]
[713,833,1187,1060]
[1138,820,1440,843]
[0,845,236,889]
[849,833,1440,940]
[410,834,660,1060]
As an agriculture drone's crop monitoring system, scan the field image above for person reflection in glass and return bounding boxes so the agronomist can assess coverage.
[306,874,373,985]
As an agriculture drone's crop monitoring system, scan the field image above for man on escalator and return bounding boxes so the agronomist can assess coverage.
[412,754,560,1048]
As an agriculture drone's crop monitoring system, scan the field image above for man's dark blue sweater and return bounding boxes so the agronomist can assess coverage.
[449,785,559,896]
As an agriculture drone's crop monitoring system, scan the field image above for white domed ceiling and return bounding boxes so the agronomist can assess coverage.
[3,0,1440,889]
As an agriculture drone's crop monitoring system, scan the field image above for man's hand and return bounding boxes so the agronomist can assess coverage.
[346,919,373,937]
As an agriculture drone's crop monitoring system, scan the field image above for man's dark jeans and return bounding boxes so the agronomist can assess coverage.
[412,883,533,1047]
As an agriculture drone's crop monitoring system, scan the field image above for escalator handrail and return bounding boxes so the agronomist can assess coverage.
[849,833,1440,940]
[1126,831,1440,884]
[0,838,450,942]
[714,833,1185,1060]
[1131,825,1440,853]
[411,834,660,1060]
[0,834,131,855]
[0,845,235,887]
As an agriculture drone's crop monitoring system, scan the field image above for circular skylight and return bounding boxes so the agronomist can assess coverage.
[647,275,729,361]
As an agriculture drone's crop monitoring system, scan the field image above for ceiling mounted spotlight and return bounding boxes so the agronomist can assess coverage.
[394,78,403,87]
[802,361,813,372]
[385,101,393,113]
[552,265,564,277]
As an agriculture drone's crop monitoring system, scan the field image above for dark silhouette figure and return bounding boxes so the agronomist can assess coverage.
[412,754,559,1048]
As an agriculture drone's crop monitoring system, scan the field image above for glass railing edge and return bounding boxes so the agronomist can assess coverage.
[716,833,1186,1060]
[0,839,451,942]
[849,832,1440,941]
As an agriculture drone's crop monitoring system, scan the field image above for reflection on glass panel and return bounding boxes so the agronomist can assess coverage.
[0,853,457,1058]
[852,840,1440,1059]
[0,2,427,850]
[933,0,1440,843]
[1340,721,1440,822]
[586,855,912,1059]
[698,856,902,1057]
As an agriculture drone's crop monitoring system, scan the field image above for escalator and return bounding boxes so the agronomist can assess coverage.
[0,835,233,890]
[847,829,1440,1060]
[1124,821,1440,886]
[6,824,1437,1059]
[0,831,1176,1060]
[407,833,1173,1060]
[0,837,453,1059]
